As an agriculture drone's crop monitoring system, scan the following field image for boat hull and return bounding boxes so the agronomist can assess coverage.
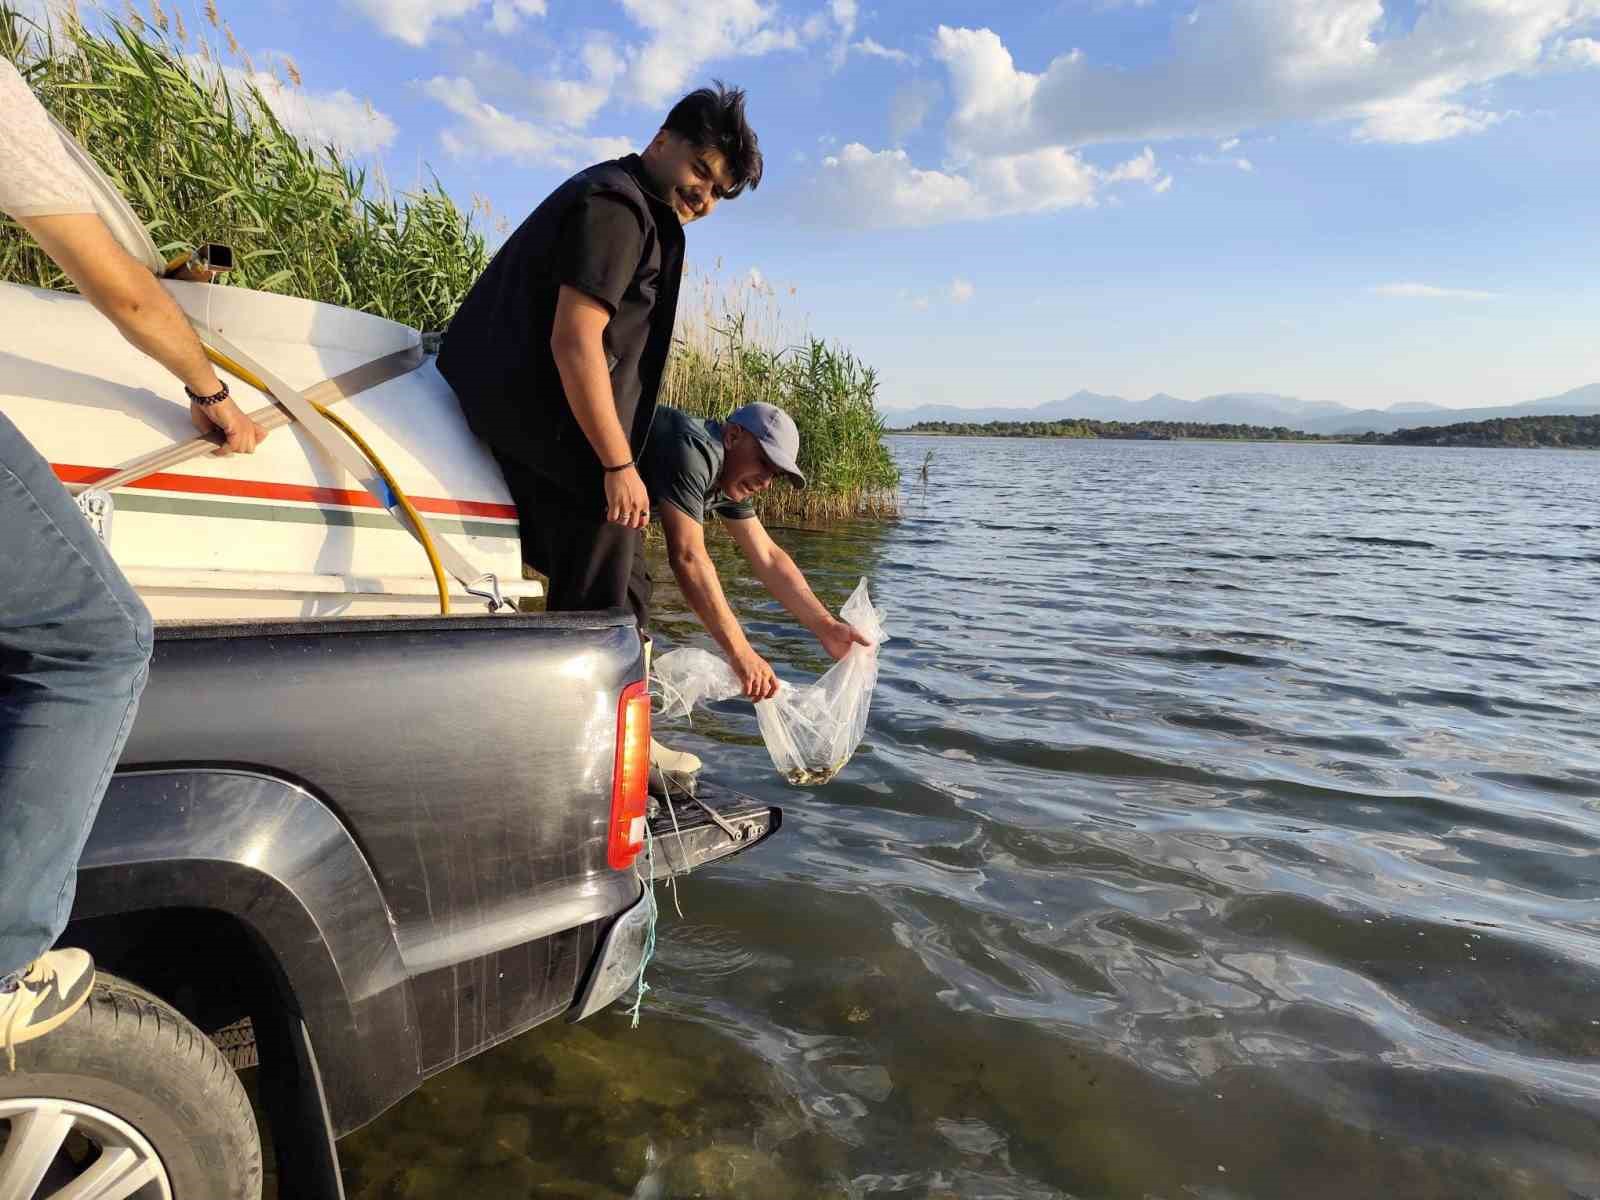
[1,281,539,620]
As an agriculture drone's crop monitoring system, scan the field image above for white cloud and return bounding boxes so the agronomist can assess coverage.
[818,146,974,228]
[452,38,627,129]
[813,141,1169,228]
[347,0,804,120]
[1190,153,1255,171]
[830,0,858,39]
[1104,145,1161,184]
[347,0,481,46]
[526,37,626,127]
[488,0,546,35]
[619,0,802,107]
[1371,282,1499,301]
[899,279,974,310]
[1353,99,1505,144]
[255,78,398,154]
[9,0,75,29]
[1555,36,1600,66]
[888,78,942,142]
[854,37,912,64]
[193,58,398,154]
[420,77,631,167]
[931,3,1600,151]
[346,0,545,43]
[1219,136,1241,151]
[933,26,1043,144]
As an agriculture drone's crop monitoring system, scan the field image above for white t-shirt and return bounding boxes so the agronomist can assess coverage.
[0,59,95,220]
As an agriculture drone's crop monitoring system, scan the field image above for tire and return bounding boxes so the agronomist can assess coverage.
[0,972,262,1200]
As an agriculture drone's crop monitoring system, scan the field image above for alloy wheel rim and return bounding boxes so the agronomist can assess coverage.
[0,1097,173,1200]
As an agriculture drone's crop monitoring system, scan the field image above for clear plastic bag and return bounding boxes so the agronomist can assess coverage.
[652,578,887,786]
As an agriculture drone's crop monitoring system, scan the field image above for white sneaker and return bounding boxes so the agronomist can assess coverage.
[0,948,95,1071]
[650,738,702,797]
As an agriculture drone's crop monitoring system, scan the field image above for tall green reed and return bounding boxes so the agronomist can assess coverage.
[664,269,900,523]
[0,3,486,331]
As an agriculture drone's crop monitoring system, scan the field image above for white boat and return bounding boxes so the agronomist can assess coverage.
[0,278,540,620]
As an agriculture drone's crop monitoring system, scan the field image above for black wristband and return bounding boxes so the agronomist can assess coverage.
[186,380,230,407]
[603,459,636,473]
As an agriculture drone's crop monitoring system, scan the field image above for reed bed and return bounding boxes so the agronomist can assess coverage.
[1,4,899,523]
[664,269,900,523]
[0,4,485,331]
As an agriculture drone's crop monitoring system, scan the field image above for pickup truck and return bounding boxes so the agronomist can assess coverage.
[0,610,779,1200]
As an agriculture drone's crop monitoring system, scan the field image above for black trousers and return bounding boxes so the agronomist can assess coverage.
[495,454,653,629]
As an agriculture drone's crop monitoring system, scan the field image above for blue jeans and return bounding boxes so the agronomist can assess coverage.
[0,411,151,985]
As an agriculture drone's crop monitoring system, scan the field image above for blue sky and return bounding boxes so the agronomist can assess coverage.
[45,0,1600,411]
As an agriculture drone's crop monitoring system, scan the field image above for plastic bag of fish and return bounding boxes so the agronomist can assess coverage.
[652,578,887,786]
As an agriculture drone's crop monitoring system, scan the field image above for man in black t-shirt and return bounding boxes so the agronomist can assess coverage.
[437,83,759,641]
[439,82,867,778]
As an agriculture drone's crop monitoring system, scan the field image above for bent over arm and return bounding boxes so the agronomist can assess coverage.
[724,514,872,661]
[659,504,778,700]
[20,213,267,454]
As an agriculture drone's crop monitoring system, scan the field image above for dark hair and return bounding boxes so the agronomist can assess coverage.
[662,81,763,197]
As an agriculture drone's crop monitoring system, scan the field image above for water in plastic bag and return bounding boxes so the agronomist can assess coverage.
[652,578,886,786]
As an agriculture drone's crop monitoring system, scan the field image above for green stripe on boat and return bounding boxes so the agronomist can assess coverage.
[113,491,518,539]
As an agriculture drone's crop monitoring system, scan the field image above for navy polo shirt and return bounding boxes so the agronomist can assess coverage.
[638,406,755,524]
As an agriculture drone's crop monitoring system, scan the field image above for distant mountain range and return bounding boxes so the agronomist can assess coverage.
[883,383,1600,435]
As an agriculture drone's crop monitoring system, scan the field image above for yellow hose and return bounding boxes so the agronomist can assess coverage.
[201,346,453,615]
[315,405,452,615]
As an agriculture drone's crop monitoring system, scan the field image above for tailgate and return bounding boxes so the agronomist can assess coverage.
[569,781,780,1020]
[644,781,781,879]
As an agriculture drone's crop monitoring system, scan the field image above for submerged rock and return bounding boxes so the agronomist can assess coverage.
[660,1145,806,1199]
[474,1111,533,1166]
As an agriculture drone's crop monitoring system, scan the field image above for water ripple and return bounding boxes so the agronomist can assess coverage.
[345,439,1600,1199]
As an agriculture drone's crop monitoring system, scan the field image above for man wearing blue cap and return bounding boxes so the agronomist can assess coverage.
[638,401,871,703]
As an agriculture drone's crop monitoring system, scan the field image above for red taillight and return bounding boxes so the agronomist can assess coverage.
[608,679,652,870]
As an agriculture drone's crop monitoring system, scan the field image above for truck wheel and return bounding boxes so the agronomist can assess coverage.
[0,973,262,1200]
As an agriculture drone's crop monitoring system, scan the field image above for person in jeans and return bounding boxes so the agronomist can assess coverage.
[0,59,267,1067]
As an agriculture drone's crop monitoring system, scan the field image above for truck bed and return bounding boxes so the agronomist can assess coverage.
[70,606,779,1139]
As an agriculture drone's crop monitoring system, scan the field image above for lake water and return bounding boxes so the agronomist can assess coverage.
[337,437,1600,1199]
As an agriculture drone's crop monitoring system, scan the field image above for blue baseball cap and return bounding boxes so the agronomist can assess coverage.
[727,402,806,488]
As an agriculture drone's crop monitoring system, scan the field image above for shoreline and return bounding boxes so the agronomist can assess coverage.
[885,429,1599,451]
[888,433,1597,450]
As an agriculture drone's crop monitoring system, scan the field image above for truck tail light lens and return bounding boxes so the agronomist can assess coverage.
[608,680,652,871]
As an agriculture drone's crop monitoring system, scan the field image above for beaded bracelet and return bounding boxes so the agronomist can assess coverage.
[185,380,231,407]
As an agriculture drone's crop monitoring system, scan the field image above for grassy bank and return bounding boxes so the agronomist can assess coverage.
[0,6,899,523]
[664,273,899,522]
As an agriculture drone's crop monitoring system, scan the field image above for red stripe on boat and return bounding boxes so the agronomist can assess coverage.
[51,463,518,520]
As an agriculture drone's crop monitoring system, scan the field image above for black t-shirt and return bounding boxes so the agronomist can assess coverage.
[437,155,685,507]
[639,406,755,524]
